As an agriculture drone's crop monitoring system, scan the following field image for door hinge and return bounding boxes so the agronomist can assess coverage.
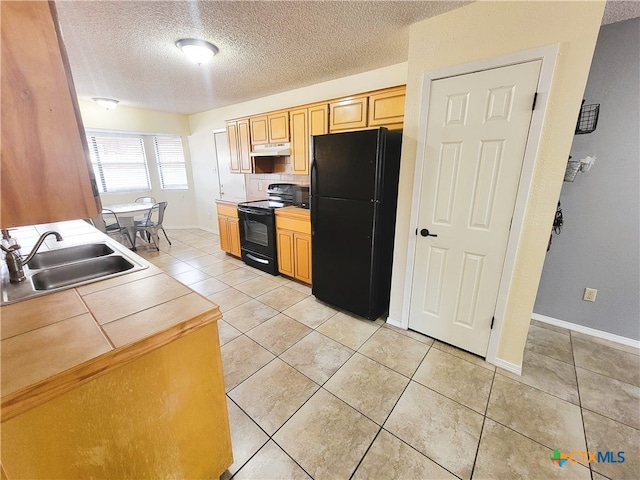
[490,316,495,329]
[532,92,538,111]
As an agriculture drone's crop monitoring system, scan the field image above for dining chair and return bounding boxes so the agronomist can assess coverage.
[135,196,156,204]
[133,202,171,251]
[101,209,135,249]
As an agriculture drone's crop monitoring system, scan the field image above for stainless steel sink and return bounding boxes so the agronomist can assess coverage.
[31,256,135,291]
[27,243,114,269]
[1,238,148,305]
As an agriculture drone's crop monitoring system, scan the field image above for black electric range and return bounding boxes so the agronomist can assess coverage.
[237,183,307,275]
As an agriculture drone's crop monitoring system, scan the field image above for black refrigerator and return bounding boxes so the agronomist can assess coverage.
[310,127,402,320]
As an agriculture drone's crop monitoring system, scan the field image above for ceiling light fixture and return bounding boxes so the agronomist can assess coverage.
[176,38,219,65]
[92,97,119,110]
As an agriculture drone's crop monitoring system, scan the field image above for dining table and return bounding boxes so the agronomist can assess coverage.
[102,202,154,244]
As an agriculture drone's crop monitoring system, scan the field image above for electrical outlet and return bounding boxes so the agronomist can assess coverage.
[583,288,597,302]
[258,182,263,191]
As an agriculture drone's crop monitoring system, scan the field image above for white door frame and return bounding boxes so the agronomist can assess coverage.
[397,44,559,371]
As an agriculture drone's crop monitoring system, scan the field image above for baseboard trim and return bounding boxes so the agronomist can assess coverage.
[493,358,522,376]
[385,317,403,328]
[164,225,204,230]
[531,313,640,349]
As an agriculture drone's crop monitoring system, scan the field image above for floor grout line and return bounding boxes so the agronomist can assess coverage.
[156,229,637,480]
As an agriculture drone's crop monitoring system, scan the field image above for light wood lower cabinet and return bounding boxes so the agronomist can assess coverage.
[293,233,312,284]
[275,208,311,284]
[276,229,295,278]
[1,322,232,479]
[216,203,241,257]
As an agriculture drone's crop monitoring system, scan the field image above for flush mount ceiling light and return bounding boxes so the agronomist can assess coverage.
[175,38,219,65]
[92,97,119,110]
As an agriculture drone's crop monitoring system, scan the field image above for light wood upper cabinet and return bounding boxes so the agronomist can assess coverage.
[226,121,240,172]
[267,111,290,143]
[1,1,101,229]
[290,103,328,176]
[237,120,252,173]
[226,86,405,174]
[309,104,329,137]
[250,111,290,146]
[289,108,309,176]
[329,96,368,132]
[249,116,269,145]
[226,119,251,173]
[368,86,406,129]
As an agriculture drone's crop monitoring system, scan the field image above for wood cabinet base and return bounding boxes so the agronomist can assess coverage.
[1,323,232,479]
[275,208,312,285]
[217,203,241,257]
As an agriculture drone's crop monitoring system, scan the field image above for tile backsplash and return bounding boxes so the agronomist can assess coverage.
[246,156,309,200]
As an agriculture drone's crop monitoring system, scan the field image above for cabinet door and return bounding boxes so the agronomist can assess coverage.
[309,104,329,136]
[226,122,241,173]
[329,96,368,132]
[268,111,290,143]
[294,232,312,284]
[237,119,252,173]
[228,217,241,257]
[368,86,406,128]
[289,108,309,176]
[249,116,269,146]
[276,229,295,277]
[217,215,230,253]
[1,1,100,228]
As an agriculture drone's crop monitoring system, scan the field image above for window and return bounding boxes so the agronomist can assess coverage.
[86,134,151,193]
[154,136,188,190]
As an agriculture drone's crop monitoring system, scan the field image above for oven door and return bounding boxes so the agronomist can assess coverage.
[237,205,275,258]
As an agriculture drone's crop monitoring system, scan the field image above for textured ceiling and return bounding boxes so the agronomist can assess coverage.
[55,0,640,116]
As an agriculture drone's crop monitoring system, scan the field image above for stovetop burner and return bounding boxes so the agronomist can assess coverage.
[239,199,289,210]
[238,183,300,210]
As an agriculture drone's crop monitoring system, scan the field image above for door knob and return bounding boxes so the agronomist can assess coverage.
[420,228,438,237]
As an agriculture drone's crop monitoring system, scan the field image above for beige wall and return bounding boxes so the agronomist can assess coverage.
[79,100,191,136]
[390,0,605,366]
[187,62,409,232]
[78,101,198,228]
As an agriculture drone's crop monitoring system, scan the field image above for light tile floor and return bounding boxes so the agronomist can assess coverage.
[137,228,640,480]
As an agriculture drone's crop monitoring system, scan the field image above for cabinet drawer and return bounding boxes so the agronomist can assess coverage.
[275,216,310,234]
[216,203,238,218]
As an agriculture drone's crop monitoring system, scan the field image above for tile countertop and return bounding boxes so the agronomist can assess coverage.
[215,196,249,206]
[275,206,311,219]
[0,220,222,421]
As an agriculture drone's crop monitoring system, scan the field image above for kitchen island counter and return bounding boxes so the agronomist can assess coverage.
[0,221,232,479]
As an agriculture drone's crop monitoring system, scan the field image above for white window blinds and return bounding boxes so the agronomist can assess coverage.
[154,136,188,190]
[86,135,151,193]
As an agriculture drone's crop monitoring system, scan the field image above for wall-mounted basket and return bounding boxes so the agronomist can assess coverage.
[575,102,600,134]
[564,159,581,182]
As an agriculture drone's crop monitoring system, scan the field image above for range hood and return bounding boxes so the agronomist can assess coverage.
[250,143,291,157]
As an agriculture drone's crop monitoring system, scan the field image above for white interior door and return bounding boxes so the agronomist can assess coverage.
[213,130,245,200]
[409,60,541,356]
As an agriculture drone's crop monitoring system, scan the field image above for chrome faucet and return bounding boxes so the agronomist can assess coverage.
[0,231,63,283]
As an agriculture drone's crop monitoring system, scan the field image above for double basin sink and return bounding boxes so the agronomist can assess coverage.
[1,240,148,305]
